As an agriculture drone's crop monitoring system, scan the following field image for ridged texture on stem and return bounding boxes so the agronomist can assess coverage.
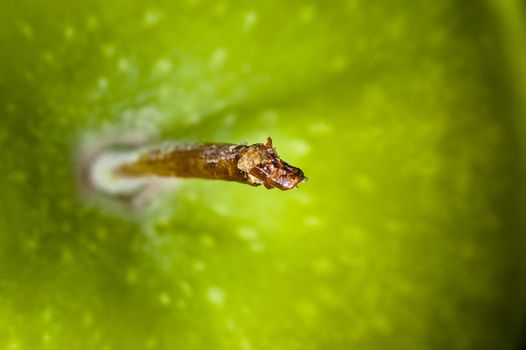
[116,138,307,190]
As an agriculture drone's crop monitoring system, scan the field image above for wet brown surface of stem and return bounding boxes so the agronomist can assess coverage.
[116,138,307,190]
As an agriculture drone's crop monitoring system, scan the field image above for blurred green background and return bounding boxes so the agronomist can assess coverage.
[1,0,526,349]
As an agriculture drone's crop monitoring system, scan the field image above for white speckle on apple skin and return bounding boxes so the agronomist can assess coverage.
[243,12,257,32]
[207,286,226,307]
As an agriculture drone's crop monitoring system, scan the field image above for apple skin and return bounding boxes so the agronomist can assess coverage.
[0,1,524,349]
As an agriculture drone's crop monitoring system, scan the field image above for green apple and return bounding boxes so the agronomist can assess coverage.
[0,0,525,349]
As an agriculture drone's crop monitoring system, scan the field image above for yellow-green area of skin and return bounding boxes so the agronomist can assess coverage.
[0,0,525,349]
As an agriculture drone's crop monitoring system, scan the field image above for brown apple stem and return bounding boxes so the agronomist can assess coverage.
[115,137,307,191]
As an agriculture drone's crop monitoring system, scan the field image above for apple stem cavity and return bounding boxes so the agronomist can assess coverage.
[77,136,307,213]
